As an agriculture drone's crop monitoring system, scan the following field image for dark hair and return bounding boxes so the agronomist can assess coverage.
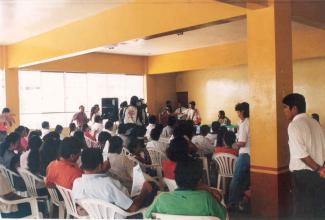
[69,123,76,133]
[14,126,26,136]
[2,107,10,113]
[105,121,114,130]
[41,121,50,129]
[150,128,161,141]
[81,148,103,170]
[59,137,82,159]
[167,116,177,127]
[128,137,145,154]
[219,110,225,117]
[40,132,61,176]
[148,115,157,124]
[189,101,196,107]
[120,101,128,108]
[175,158,203,190]
[73,131,87,149]
[82,123,90,132]
[130,96,139,106]
[55,125,63,134]
[166,137,189,162]
[94,115,102,123]
[211,121,220,133]
[118,124,127,134]
[216,126,227,146]
[200,125,210,136]
[235,102,250,118]
[28,130,42,142]
[224,131,236,148]
[109,136,123,154]
[311,113,320,122]
[24,127,30,136]
[282,93,306,113]
[27,136,43,174]
[0,132,20,157]
[98,131,111,146]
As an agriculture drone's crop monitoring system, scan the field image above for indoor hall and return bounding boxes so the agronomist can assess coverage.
[1,0,325,219]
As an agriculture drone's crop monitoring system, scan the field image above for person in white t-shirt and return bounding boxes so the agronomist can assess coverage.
[282,93,325,218]
[191,125,214,155]
[147,128,168,153]
[174,102,187,120]
[206,121,220,146]
[145,115,157,141]
[91,115,103,138]
[161,116,176,138]
[228,102,250,211]
[40,121,50,139]
[185,101,201,125]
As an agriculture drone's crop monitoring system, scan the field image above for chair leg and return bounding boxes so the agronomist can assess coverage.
[217,175,221,190]
[49,202,54,218]
[58,205,65,219]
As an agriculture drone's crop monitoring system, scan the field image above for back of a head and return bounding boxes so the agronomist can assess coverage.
[282,93,306,113]
[14,126,25,136]
[130,96,139,106]
[150,128,161,141]
[28,135,43,151]
[109,136,123,154]
[175,157,203,190]
[28,130,42,142]
[219,110,225,117]
[167,116,177,127]
[120,101,128,108]
[98,131,111,146]
[118,123,127,134]
[69,123,76,131]
[148,115,157,124]
[41,121,50,129]
[28,136,43,173]
[55,125,63,133]
[82,123,89,132]
[235,102,250,118]
[81,148,103,171]
[224,131,236,148]
[166,136,189,162]
[200,125,210,136]
[59,137,82,159]
[2,107,10,113]
[0,132,20,156]
[105,121,114,130]
[94,115,102,123]
[211,121,221,133]
[216,126,227,146]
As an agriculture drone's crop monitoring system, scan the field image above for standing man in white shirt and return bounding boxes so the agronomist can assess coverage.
[282,93,325,218]
[228,102,250,211]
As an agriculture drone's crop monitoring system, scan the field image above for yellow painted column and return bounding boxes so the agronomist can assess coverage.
[5,68,20,130]
[247,1,293,218]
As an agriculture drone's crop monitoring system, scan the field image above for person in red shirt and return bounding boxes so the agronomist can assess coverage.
[45,137,83,189]
[71,105,88,129]
[214,130,238,156]
[82,123,96,142]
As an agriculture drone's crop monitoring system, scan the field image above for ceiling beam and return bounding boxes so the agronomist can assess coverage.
[292,0,325,29]
[7,0,246,68]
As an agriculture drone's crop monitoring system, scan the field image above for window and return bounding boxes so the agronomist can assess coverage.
[19,71,144,128]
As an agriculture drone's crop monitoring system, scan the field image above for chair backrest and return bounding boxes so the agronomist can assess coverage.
[1,165,23,191]
[153,213,220,220]
[121,147,131,156]
[56,185,81,218]
[47,187,62,206]
[147,148,166,166]
[212,153,237,177]
[163,177,177,192]
[79,198,135,219]
[17,168,44,197]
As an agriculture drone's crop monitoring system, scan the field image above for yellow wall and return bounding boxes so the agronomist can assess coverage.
[0,46,6,69]
[170,57,325,126]
[176,65,249,124]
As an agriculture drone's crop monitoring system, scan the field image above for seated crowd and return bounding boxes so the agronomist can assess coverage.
[0,97,251,219]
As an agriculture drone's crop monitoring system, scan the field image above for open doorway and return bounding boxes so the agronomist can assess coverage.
[176,91,188,108]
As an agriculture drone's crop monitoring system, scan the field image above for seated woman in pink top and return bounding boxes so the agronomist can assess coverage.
[214,130,238,156]
[82,123,96,142]
[162,136,190,179]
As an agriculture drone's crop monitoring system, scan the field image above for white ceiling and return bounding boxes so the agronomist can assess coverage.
[0,0,125,44]
[97,20,320,56]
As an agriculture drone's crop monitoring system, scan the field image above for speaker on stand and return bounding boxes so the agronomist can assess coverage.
[101,98,119,122]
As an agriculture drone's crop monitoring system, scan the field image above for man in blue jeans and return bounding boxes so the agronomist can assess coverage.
[228,102,250,212]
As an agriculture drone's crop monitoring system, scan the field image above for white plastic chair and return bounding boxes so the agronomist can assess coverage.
[79,198,145,219]
[56,185,89,219]
[0,196,41,219]
[121,147,132,156]
[212,153,237,190]
[163,177,177,192]
[17,168,50,214]
[0,165,27,196]
[147,148,166,167]
[47,187,65,218]
[126,155,162,179]
[153,213,220,220]
[199,156,211,186]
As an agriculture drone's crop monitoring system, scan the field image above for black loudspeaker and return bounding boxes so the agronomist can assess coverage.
[101,98,119,121]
